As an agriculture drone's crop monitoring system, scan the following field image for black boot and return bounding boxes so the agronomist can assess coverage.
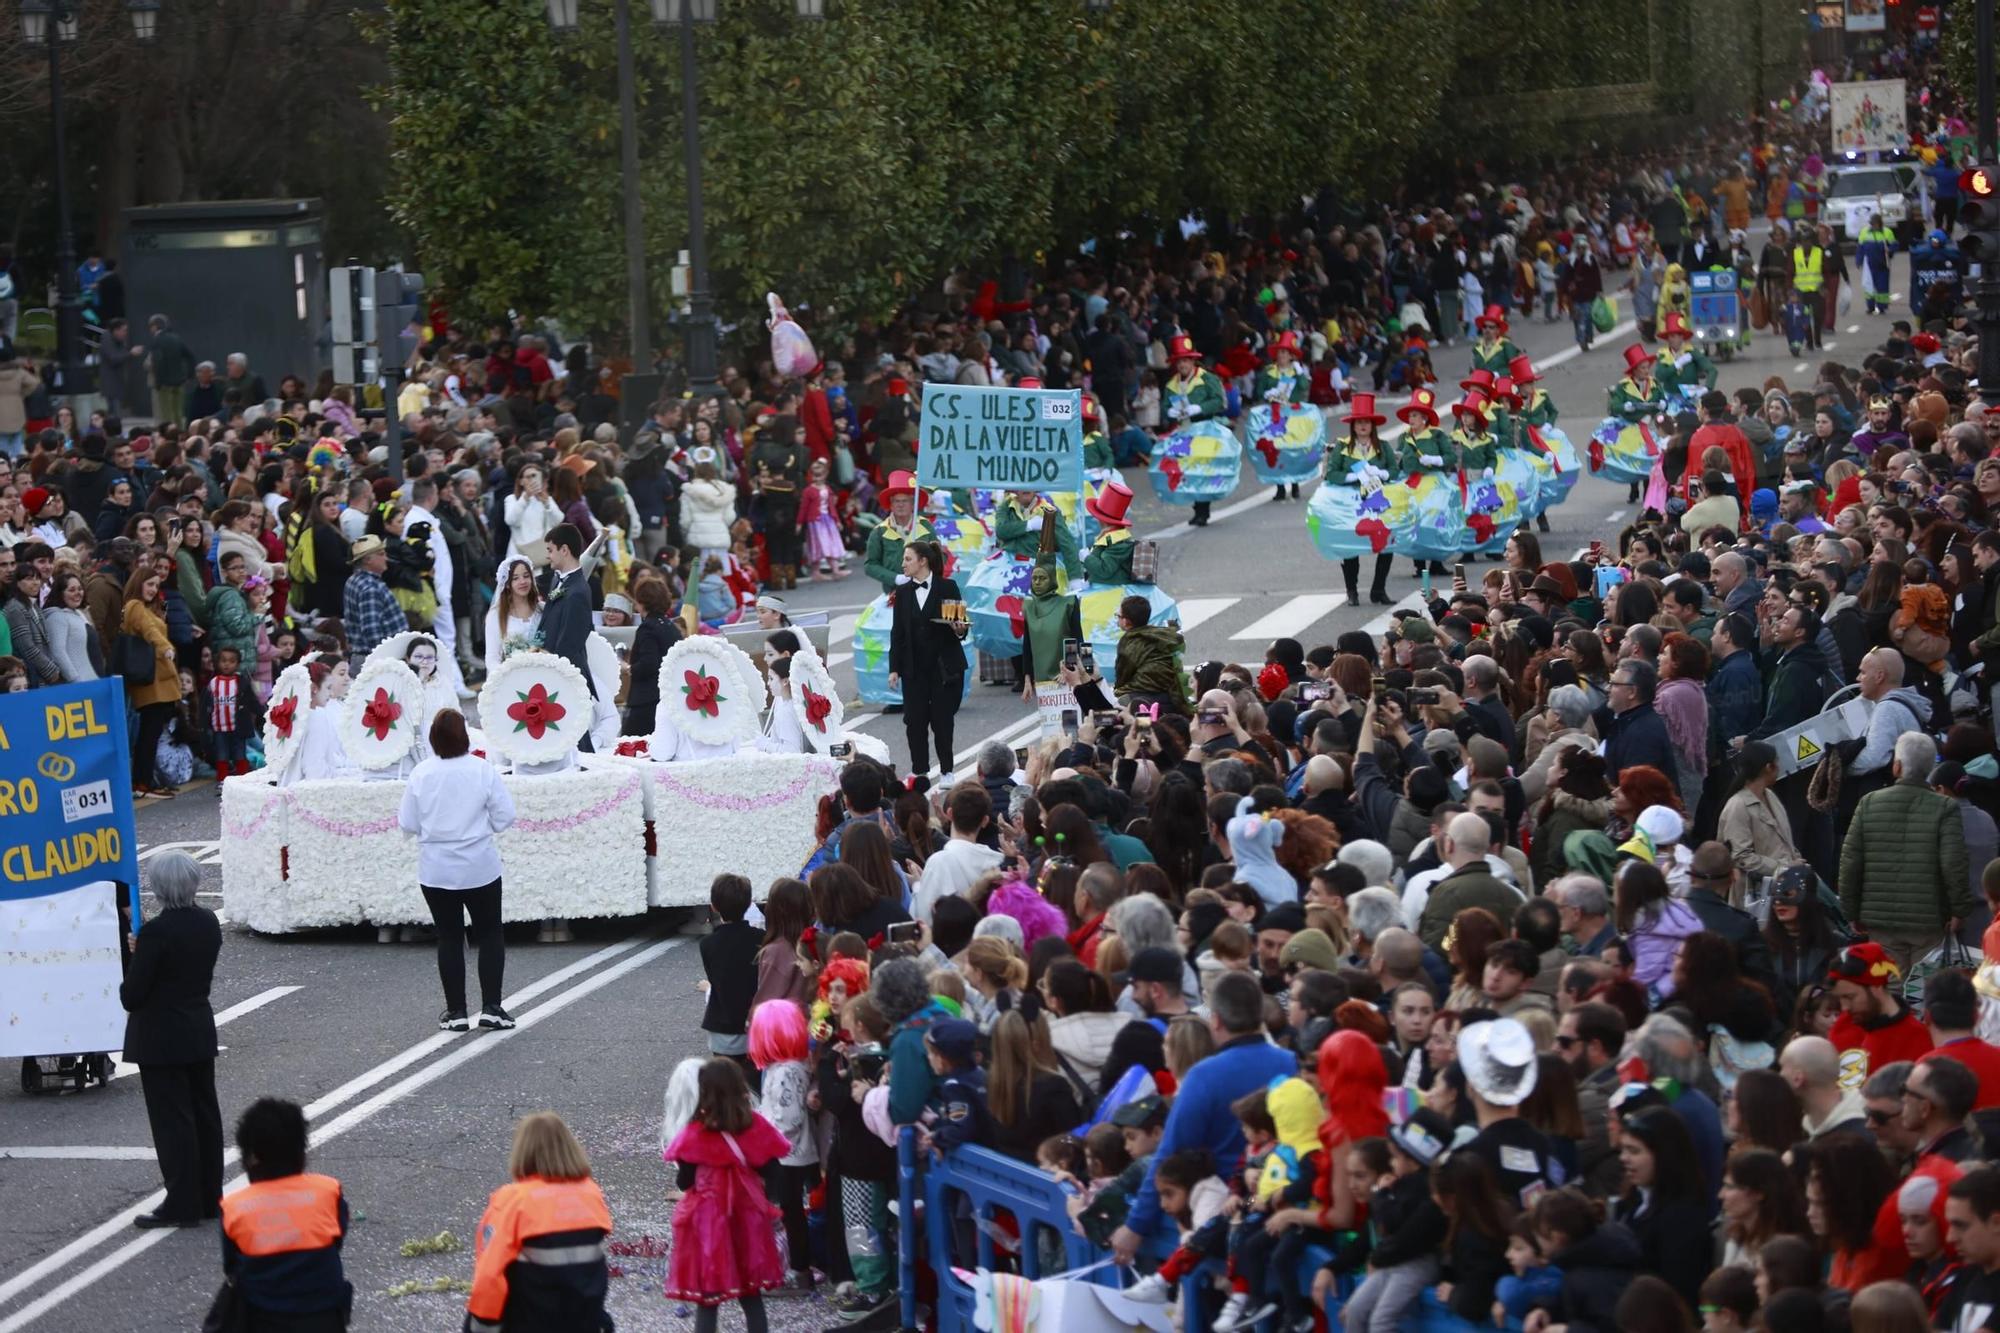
[1342,558,1360,604]
[1190,502,1211,527]
[1537,511,1551,532]
[1370,557,1394,605]
[1273,486,1287,502]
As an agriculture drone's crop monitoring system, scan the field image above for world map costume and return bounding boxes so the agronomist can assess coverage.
[1146,334,1240,526]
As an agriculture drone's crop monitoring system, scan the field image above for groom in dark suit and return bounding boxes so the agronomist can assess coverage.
[536,523,597,751]
[887,537,967,776]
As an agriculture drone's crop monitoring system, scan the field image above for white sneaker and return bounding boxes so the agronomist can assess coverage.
[1124,1274,1173,1304]
[1212,1293,1250,1332]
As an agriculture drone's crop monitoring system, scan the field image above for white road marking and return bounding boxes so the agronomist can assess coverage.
[1144,485,1307,541]
[1228,594,1347,641]
[1361,591,1429,635]
[1171,598,1240,633]
[136,842,223,866]
[827,613,859,645]
[1824,340,1839,350]
[0,1148,155,1162]
[938,714,1043,779]
[843,712,882,733]
[0,934,652,1314]
[0,935,688,1333]
[1794,362,1809,373]
[1605,509,1628,524]
[1847,324,1861,334]
[109,986,302,1082]
[826,652,853,668]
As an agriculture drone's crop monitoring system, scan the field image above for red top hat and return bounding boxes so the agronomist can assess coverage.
[1166,334,1202,365]
[1017,376,1044,390]
[1452,391,1492,427]
[1343,392,1386,426]
[1491,376,1524,410]
[1267,330,1303,362]
[1507,353,1538,384]
[879,470,919,507]
[1660,312,1692,340]
[887,377,910,398]
[1474,304,1509,334]
[1621,343,1653,376]
[1397,387,1441,427]
[1082,392,1100,422]
[1460,367,1497,395]
[1085,478,1134,529]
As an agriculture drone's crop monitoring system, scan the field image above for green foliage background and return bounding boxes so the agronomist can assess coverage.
[372,0,1799,346]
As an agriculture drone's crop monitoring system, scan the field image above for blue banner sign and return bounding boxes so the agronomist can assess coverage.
[916,384,1086,492]
[0,680,140,903]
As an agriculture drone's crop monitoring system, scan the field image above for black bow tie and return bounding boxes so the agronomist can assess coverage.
[914,580,930,591]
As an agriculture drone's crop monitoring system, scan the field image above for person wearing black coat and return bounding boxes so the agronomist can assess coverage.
[887,538,967,775]
[1597,661,1677,783]
[1536,1215,1643,1333]
[1682,846,1779,996]
[620,590,682,736]
[1609,1106,1712,1311]
[119,852,224,1229]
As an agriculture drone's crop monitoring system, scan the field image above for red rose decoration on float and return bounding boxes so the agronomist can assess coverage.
[801,686,833,732]
[614,738,650,757]
[682,667,723,717]
[508,682,567,739]
[268,695,298,740]
[361,688,402,742]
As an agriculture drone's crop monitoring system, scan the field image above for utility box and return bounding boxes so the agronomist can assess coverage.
[120,199,327,398]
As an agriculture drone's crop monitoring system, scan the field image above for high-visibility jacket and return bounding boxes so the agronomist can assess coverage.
[220,1172,352,1317]
[1792,245,1825,294]
[467,1175,614,1332]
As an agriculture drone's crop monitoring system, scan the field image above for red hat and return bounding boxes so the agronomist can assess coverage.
[878,470,919,507]
[1507,353,1539,384]
[1082,393,1100,422]
[1397,387,1441,428]
[1166,334,1202,365]
[1474,304,1509,334]
[1451,392,1491,427]
[1459,367,1497,395]
[1912,331,1942,353]
[1267,330,1303,361]
[1621,343,1652,376]
[1491,376,1523,410]
[1660,312,1692,339]
[1084,479,1134,529]
[886,377,910,398]
[20,486,50,517]
[1828,940,1900,988]
[1017,376,1043,390]
[1343,392,1387,426]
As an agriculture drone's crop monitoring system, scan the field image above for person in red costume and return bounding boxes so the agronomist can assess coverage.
[1827,940,1934,1091]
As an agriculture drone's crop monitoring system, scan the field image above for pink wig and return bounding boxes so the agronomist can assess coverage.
[1317,1029,1388,1142]
[748,998,809,1070]
[985,874,1069,950]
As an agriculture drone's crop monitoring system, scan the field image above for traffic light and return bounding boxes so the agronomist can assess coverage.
[372,268,425,368]
[1959,167,2000,274]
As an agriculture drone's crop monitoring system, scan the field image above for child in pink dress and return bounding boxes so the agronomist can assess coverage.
[664,1057,791,1331]
[797,457,848,580]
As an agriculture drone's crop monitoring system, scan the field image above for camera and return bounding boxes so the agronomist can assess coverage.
[829,741,852,759]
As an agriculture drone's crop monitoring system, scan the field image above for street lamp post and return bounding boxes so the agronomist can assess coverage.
[672,0,718,398]
[19,0,156,402]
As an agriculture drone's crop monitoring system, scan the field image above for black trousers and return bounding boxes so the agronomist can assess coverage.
[421,880,505,1013]
[763,1160,817,1279]
[902,679,959,775]
[1340,554,1393,599]
[138,1059,223,1220]
[133,701,173,787]
[765,490,800,566]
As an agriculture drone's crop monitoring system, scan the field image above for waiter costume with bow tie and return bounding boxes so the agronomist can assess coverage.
[888,549,968,775]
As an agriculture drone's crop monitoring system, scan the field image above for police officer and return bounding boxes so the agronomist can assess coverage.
[1909,228,1965,323]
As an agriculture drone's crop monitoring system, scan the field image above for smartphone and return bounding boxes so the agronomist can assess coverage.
[1134,715,1152,734]
[829,741,852,759]
[1062,637,1080,671]
[1408,689,1440,706]
[1594,565,1628,600]
[886,921,922,945]
[1079,643,1096,675]
[1013,745,1030,769]
[1061,708,1080,739]
[1589,539,1604,564]
[1092,711,1120,728]
[1453,562,1468,584]
[1300,682,1330,702]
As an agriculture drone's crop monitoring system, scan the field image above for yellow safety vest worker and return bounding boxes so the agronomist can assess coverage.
[1792,245,1824,294]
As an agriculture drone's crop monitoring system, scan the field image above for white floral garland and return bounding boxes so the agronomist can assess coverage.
[786,640,845,754]
[261,650,322,780]
[657,636,766,747]
[476,649,593,766]
[338,658,424,771]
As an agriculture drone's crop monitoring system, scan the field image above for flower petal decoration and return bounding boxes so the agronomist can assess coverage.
[801,687,832,732]
[681,667,723,718]
[269,695,298,741]
[508,681,567,739]
[260,650,324,781]
[654,636,766,749]
[361,687,402,742]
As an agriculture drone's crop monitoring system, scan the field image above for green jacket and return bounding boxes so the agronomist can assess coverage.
[1252,364,1309,406]
[1163,368,1226,425]
[1657,346,1717,395]
[1081,531,1135,586]
[1115,624,1189,713]
[1082,430,1113,471]
[1325,435,1405,486]
[992,498,1079,576]
[1521,387,1560,429]
[1453,428,1497,474]
[1470,336,1519,375]
[1417,864,1522,954]
[862,516,933,595]
[204,584,257,660]
[1839,780,1973,935]
[1607,375,1664,423]
[1403,426,1453,471]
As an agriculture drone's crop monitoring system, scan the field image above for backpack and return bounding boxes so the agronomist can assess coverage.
[1129,539,1159,583]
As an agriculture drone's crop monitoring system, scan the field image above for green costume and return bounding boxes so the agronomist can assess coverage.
[1115,623,1190,714]
[1521,386,1560,429]
[1470,335,1520,376]
[862,513,935,595]
[1656,343,1717,395]
[1453,427,1497,474]
[1607,375,1664,424]
[1019,559,1082,686]
[1325,432,1406,487]
[992,495,1080,578]
[1082,430,1114,472]
[1163,367,1227,426]
[1252,363,1310,408]
[1403,424,1453,472]
[1081,528,1137,586]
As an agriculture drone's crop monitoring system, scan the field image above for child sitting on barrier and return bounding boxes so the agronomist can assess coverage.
[1335,1108,1453,1333]
[1212,1076,1328,1333]
[1123,1149,1230,1304]
[1063,1122,1136,1244]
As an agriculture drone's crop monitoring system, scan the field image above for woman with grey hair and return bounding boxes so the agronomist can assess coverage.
[873,958,950,1129]
[1519,682,1599,804]
[1106,893,1200,1014]
[119,850,224,1229]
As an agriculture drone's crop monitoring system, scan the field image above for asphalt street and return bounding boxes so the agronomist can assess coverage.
[0,259,1875,1333]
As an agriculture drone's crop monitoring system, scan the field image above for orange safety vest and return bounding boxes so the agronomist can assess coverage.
[468,1175,614,1323]
[221,1173,345,1255]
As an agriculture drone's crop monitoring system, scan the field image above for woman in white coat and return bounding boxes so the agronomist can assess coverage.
[398,709,517,1031]
[681,448,735,561]
[502,463,562,564]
